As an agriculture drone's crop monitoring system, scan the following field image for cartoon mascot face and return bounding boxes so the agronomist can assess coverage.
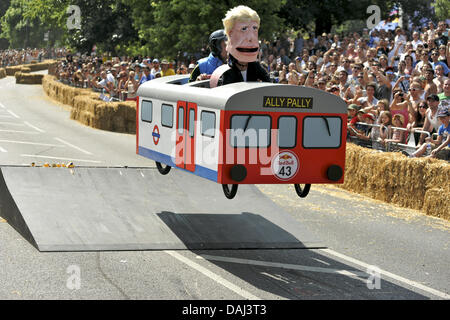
[223,6,260,63]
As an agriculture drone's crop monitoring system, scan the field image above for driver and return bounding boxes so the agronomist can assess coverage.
[189,29,228,82]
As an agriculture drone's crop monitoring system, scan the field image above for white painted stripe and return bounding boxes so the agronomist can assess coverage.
[0,121,26,126]
[0,102,6,109]
[0,146,7,153]
[6,110,20,119]
[54,138,92,155]
[0,115,14,118]
[165,251,261,300]
[321,249,450,299]
[21,154,102,164]
[0,129,39,134]
[24,121,45,133]
[0,139,64,147]
[197,254,367,277]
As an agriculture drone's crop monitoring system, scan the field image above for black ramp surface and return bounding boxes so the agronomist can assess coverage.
[0,166,322,251]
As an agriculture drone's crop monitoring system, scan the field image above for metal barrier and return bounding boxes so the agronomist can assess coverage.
[348,122,432,155]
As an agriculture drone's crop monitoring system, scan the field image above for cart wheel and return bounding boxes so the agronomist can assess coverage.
[294,184,311,198]
[222,184,238,199]
[156,162,171,175]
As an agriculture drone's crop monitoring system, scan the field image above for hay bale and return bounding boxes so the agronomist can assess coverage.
[20,67,31,73]
[0,68,6,79]
[15,72,44,84]
[6,66,22,76]
[423,188,449,220]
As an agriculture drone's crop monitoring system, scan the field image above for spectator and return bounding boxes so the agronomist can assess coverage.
[125,71,139,101]
[139,66,155,86]
[151,59,161,76]
[430,49,449,76]
[438,79,450,101]
[433,64,448,93]
[412,102,449,159]
[407,100,428,145]
[160,60,175,77]
[419,94,442,144]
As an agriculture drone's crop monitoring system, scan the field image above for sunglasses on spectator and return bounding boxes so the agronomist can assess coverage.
[419,105,428,109]
[409,88,420,91]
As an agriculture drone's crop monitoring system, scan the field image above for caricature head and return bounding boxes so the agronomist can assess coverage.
[223,5,260,63]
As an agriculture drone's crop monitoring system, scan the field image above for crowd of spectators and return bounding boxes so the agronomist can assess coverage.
[45,19,450,159]
[54,53,196,102]
[0,48,64,67]
[255,21,448,160]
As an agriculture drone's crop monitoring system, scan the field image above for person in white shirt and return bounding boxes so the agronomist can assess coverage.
[150,59,161,76]
[411,31,423,50]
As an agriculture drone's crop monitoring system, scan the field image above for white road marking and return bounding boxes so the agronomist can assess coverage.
[197,254,367,277]
[21,154,103,163]
[312,258,331,266]
[0,139,64,147]
[0,121,26,126]
[24,121,45,133]
[260,272,290,284]
[165,251,261,300]
[0,146,7,153]
[321,249,450,300]
[6,110,20,119]
[54,137,92,155]
[0,129,39,135]
[0,102,6,109]
[0,115,14,119]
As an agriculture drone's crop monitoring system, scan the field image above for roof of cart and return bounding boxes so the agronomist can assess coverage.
[136,75,347,114]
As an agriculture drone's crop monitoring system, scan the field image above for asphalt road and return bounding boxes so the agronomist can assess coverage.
[0,73,449,301]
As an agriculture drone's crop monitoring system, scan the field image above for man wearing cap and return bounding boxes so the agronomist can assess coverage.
[160,59,175,77]
[188,63,196,74]
[151,59,161,76]
[189,29,228,82]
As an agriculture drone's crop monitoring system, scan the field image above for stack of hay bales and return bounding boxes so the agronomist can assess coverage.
[341,143,449,219]
[6,60,56,76]
[43,75,136,133]
[15,71,44,84]
[0,68,6,79]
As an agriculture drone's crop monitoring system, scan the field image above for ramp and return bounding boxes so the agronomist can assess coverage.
[0,166,322,252]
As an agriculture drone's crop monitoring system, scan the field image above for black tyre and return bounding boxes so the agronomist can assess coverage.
[156,162,171,175]
[294,184,311,198]
[222,184,238,199]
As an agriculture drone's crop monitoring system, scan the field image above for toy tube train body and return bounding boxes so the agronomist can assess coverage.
[136,75,347,199]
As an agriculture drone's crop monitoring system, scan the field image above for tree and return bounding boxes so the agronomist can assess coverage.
[125,0,286,59]
[433,0,449,22]
[0,0,10,48]
[0,0,48,48]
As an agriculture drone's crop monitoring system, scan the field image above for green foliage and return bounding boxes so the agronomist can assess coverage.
[125,0,285,59]
[433,0,450,21]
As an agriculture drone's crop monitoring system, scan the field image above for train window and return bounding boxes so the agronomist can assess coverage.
[201,111,215,138]
[161,104,173,128]
[230,115,271,148]
[302,116,342,148]
[178,107,184,134]
[141,100,152,123]
[278,116,297,148]
[189,109,195,137]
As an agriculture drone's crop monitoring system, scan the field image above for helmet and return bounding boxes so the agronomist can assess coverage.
[209,29,227,58]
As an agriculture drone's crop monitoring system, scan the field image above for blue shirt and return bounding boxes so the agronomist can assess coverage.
[197,53,223,75]
[438,122,450,140]
[431,61,449,76]
[139,73,155,85]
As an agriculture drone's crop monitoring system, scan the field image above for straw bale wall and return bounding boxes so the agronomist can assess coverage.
[0,68,6,79]
[341,144,449,219]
